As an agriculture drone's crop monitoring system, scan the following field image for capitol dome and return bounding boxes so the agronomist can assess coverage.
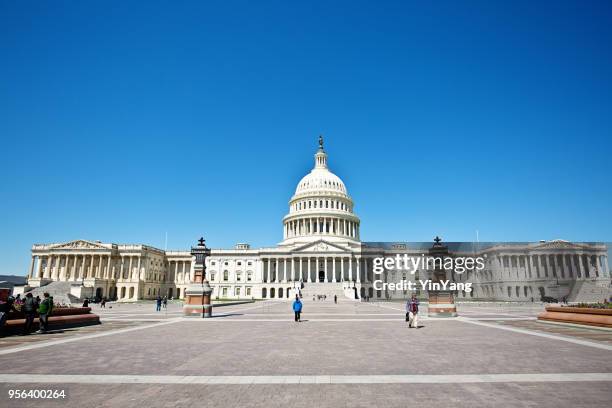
[281,136,360,245]
[295,166,347,195]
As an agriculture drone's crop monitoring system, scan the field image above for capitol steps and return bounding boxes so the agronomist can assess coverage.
[567,280,611,303]
[25,281,81,306]
[299,282,356,301]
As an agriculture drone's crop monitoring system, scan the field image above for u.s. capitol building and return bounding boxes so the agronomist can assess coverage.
[22,138,610,303]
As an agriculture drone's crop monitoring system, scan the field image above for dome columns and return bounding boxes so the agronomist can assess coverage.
[283,215,360,241]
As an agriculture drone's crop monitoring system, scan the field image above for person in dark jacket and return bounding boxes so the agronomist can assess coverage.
[156,296,162,312]
[0,296,17,332]
[22,293,38,335]
[292,295,303,322]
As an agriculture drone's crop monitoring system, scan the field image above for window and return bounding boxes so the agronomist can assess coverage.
[247,261,252,266]
[210,272,216,281]
[223,271,229,281]
[237,261,242,266]
[222,287,228,297]
[236,287,241,296]
[224,261,229,266]
[246,287,251,296]
[247,272,253,281]
[237,272,242,282]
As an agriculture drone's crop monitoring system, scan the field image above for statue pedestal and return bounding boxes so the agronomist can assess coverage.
[183,281,213,318]
[428,290,458,317]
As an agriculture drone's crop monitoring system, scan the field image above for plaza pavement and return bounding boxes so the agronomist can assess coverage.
[0,300,610,407]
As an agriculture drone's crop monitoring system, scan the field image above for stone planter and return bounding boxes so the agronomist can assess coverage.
[2,307,100,335]
[537,306,612,328]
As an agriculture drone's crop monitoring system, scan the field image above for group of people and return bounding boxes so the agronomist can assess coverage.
[155,296,168,311]
[0,292,54,335]
[291,293,421,328]
[311,294,339,304]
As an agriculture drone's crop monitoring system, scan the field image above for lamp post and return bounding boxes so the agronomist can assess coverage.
[183,237,213,317]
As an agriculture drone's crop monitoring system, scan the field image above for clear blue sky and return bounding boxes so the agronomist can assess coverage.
[1,1,611,276]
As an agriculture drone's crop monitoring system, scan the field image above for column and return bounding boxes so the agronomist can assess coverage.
[341,257,344,282]
[356,256,361,283]
[299,257,303,281]
[28,256,35,279]
[273,258,278,282]
[75,256,81,280]
[348,257,353,282]
[107,255,112,279]
[84,255,89,278]
[63,255,69,280]
[291,257,295,281]
[127,257,133,281]
[266,258,271,283]
[332,257,337,282]
[307,257,312,283]
[37,256,43,278]
[283,257,287,282]
[578,254,585,278]
[136,256,142,280]
[60,255,66,280]
[70,256,76,280]
[364,257,369,283]
[324,256,328,282]
[96,256,101,279]
[94,255,102,279]
[565,254,573,278]
[43,256,50,279]
[551,254,558,278]
[51,255,58,280]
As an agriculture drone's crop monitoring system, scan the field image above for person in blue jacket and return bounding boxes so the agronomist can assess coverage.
[292,295,303,322]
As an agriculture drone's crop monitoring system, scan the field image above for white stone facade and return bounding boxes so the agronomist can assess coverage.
[24,139,610,302]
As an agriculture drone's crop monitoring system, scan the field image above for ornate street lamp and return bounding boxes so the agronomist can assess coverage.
[183,236,213,317]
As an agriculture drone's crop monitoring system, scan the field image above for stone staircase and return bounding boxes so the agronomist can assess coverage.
[25,282,80,306]
[299,282,352,300]
[567,280,611,303]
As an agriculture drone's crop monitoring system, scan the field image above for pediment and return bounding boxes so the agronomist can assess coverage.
[49,240,109,250]
[293,239,352,253]
[534,240,587,250]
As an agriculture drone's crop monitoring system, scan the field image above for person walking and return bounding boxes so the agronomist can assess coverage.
[156,295,162,312]
[100,297,106,308]
[162,296,168,309]
[292,295,303,322]
[22,293,38,335]
[334,294,337,304]
[36,293,53,333]
[407,294,420,328]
